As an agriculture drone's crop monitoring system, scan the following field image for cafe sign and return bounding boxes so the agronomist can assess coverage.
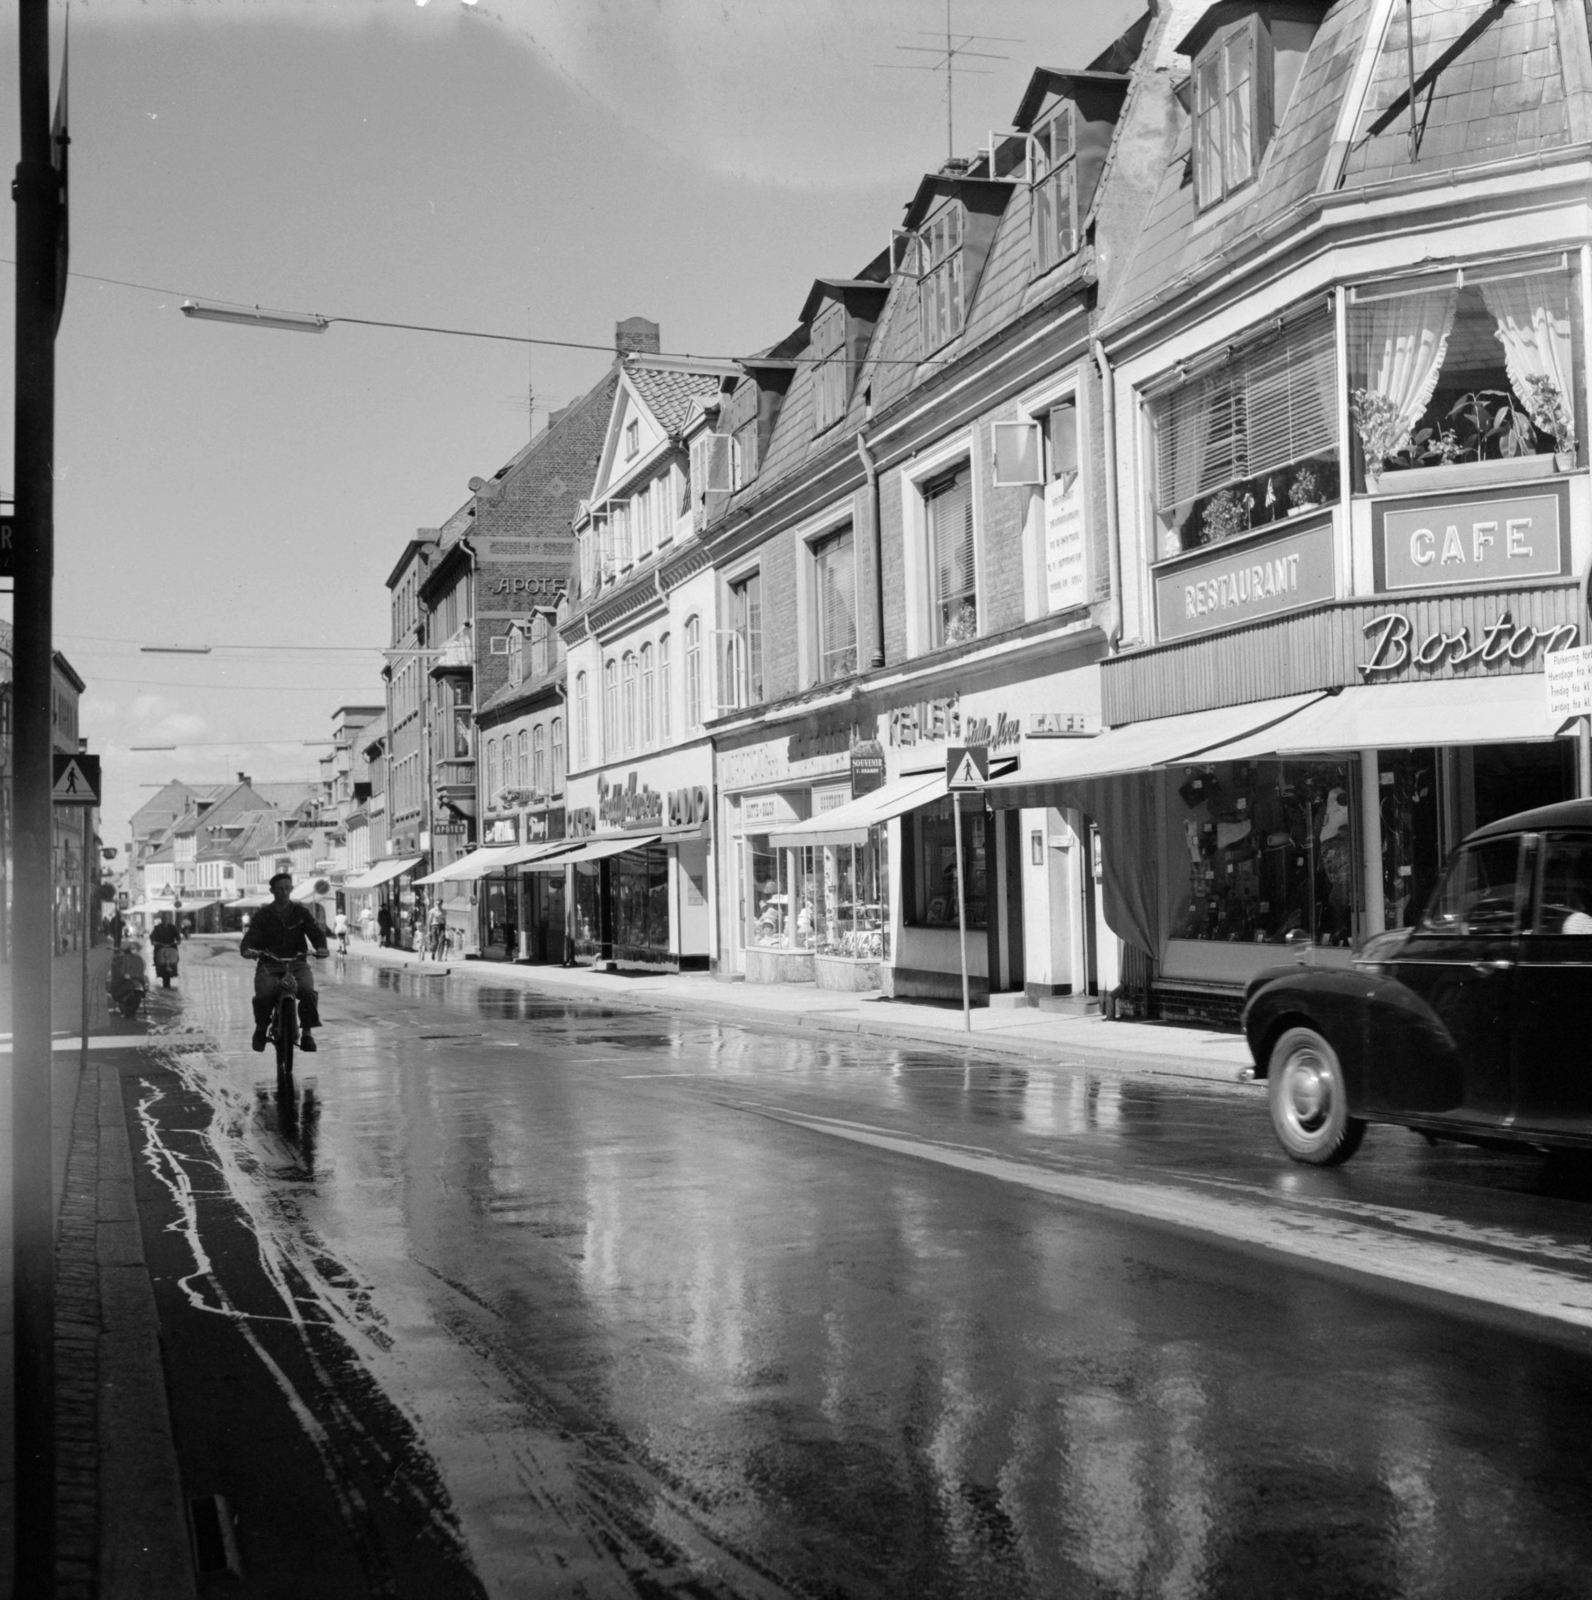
[1154,514,1335,642]
[1360,608,1578,677]
[1375,483,1567,592]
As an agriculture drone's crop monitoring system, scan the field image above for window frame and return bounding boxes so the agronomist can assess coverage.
[924,462,979,649]
[1030,102,1079,277]
[1192,13,1268,213]
[622,651,639,754]
[811,301,850,433]
[640,642,655,747]
[917,201,967,355]
[531,725,545,794]
[810,525,858,684]
[575,672,589,768]
[658,633,673,740]
[684,616,703,729]
[603,658,619,761]
[550,717,565,792]
[726,568,765,707]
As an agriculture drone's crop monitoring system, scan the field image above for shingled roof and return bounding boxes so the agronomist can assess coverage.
[626,359,729,436]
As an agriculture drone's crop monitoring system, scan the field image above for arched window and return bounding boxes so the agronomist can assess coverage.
[640,643,655,747]
[516,729,529,789]
[550,718,565,793]
[622,652,639,754]
[603,660,618,760]
[575,673,588,768]
[531,725,546,794]
[486,738,500,799]
[685,616,702,728]
[658,634,672,740]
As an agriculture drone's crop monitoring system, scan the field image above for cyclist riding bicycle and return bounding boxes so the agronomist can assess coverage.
[332,909,350,955]
[240,872,329,1053]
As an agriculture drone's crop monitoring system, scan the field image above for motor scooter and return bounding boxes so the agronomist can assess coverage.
[108,942,148,1019]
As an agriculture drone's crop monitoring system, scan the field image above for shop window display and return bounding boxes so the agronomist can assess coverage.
[1377,748,1440,931]
[572,862,601,960]
[814,836,886,960]
[1171,759,1356,945]
[615,846,669,958]
[905,798,988,930]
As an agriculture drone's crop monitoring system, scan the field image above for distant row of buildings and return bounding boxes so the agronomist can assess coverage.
[149,0,1592,1018]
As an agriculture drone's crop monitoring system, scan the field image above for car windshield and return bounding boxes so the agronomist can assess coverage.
[1417,837,1522,937]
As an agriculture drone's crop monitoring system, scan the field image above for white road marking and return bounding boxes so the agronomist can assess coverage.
[748,1104,1592,1333]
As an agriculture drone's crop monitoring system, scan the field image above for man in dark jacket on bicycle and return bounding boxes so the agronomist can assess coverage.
[240,873,329,1052]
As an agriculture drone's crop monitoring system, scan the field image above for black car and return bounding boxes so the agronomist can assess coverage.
[1244,799,1592,1165]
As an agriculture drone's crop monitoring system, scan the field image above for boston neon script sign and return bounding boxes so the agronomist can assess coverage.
[1359,609,1579,677]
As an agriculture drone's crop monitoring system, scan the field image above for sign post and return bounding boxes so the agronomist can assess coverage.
[946,747,988,1035]
[54,755,100,1083]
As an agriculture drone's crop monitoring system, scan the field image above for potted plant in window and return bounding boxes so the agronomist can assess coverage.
[1286,465,1321,516]
[1199,486,1252,545]
[1520,374,1577,471]
[1350,389,1409,492]
[943,602,978,645]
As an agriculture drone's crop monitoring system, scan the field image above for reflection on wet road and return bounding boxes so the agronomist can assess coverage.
[130,943,1592,1599]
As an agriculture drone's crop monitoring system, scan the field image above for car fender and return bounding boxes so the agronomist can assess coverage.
[1243,966,1464,1114]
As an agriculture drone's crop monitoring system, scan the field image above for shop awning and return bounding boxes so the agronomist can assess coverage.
[231,892,273,909]
[291,878,332,902]
[499,838,576,868]
[413,845,526,886]
[768,770,949,849]
[342,856,422,891]
[532,834,660,868]
[1182,675,1568,763]
[985,693,1326,809]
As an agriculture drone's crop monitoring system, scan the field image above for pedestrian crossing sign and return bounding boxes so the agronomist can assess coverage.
[946,746,988,791]
[52,753,100,805]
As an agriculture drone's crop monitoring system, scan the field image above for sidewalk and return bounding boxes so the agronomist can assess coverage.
[0,948,194,1600]
[345,937,1259,1086]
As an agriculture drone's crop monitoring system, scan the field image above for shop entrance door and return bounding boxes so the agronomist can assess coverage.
[986,809,1025,994]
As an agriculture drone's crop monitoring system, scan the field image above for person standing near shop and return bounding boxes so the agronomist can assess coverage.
[377,901,393,948]
[427,899,447,960]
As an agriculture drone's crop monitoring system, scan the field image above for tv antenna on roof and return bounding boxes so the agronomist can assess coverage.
[876,1,1022,162]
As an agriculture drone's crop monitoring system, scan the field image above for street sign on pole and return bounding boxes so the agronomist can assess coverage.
[946,745,988,792]
[945,746,988,1032]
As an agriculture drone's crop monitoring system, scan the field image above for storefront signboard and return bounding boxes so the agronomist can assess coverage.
[1375,483,1568,593]
[1028,712,1100,737]
[741,791,806,827]
[718,722,855,790]
[668,786,710,828]
[567,807,597,838]
[1044,475,1087,613]
[597,772,665,831]
[1154,515,1336,643]
[850,739,886,795]
[1359,607,1578,677]
[1544,643,1592,717]
[482,817,520,845]
[814,784,852,813]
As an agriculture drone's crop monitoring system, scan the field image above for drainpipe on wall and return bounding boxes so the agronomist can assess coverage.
[1092,339,1124,650]
[856,432,886,669]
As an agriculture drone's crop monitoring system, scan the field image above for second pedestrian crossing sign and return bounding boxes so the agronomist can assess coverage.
[946,746,988,791]
[52,753,100,805]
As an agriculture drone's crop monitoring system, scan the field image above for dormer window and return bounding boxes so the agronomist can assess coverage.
[812,302,848,433]
[1193,17,1259,209]
[1030,104,1078,274]
[918,204,965,353]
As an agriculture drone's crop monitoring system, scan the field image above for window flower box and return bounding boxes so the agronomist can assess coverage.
[1366,453,1558,497]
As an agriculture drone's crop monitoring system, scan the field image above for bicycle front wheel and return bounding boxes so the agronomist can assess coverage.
[275,994,296,1076]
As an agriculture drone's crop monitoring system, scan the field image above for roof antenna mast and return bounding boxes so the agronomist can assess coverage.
[874,1,1021,162]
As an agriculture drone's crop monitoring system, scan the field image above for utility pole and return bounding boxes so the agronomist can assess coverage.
[12,1,64,1591]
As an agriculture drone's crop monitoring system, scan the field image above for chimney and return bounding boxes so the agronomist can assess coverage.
[615,317,660,358]
[237,772,251,786]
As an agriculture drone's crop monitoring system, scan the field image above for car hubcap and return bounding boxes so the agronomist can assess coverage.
[1284,1049,1331,1133]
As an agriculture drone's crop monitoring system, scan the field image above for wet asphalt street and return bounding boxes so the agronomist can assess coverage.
[122,939,1592,1599]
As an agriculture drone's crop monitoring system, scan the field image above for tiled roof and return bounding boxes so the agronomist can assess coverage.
[1341,0,1571,186]
[1107,0,1579,329]
[627,363,727,436]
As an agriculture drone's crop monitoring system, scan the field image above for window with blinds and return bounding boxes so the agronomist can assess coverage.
[1150,310,1338,551]
[813,527,857,682]
[926,468,978,646]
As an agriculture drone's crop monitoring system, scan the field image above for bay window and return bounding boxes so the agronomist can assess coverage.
[1347,253,1583,485]
[1149,305,1338,553]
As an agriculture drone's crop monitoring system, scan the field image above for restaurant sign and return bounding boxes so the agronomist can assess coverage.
[1375,483,1567,592]
[1154,514,1335,643]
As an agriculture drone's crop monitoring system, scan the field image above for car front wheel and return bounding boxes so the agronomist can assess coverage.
[1268,1026,1365,1166]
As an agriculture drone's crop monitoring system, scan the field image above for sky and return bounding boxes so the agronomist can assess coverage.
[0,0,1142,859]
